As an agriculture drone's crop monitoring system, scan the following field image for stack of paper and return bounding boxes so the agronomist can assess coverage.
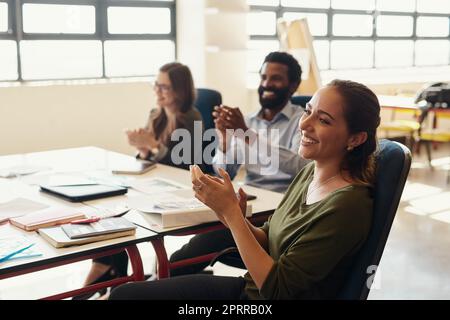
[0,235,42,263]
[0,165,50,178]
[129,177,189,195]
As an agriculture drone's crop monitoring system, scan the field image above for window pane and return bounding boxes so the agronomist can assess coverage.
[417,17,449,37]
[22,4,95,34]
[330,40,374,69]
[247,40,279,72]
[0,41,18,81]
[247,11,277,35]
[375,40,414,68]
[283,12,327,36]
[376,0,415,12]
[331,0,375,10]
[108,7,171,34]
[247,0,279,6]
[313,40,329,70]
[417,0,450,14]
[333,14,373,36]
[20,40,102,80]
[281,0,330,9]
[415,40,450,66]
[104,40,175,77]
[0,2,7,32]
[376,15,413,37]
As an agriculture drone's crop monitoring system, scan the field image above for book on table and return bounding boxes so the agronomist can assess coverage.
[9,207,86,231]
[61,217,136,239]
[38,217,136,248]
[128,189,253,229]
[38,223,136,248]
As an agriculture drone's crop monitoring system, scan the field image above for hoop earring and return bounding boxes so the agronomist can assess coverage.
[347,146,354,151]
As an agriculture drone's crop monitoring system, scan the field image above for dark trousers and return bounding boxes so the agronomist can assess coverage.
[169,228,244,276]
[109,274,247,300]
[92,229,241,278]
[92,251,129,276]
[95,225,259,278]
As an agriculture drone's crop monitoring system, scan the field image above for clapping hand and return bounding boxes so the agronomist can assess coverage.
[126,128,159,148]
[213,105,248,132]
[191,166,248,227]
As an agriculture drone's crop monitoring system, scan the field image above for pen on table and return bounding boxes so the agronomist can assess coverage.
[0,243,36,263]
[70,217,101,225]
[70,208,131,225]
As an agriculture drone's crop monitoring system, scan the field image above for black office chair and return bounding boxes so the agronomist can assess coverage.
[194,88,222,174]
[211,140,411,300]
[195,88,222,131]
[291,95,312,108]
[337,139,411,299]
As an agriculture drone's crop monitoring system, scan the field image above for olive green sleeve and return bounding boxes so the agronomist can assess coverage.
[259,204,371,300]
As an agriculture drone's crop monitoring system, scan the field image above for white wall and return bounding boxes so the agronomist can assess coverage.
[6,1,442,157]
[0,0,255,156]
[0,81,154,155]
[176,0,206,86]
[177,0,249,109]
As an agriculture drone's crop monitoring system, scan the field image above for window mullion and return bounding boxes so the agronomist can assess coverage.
[13,0,23,81]
[96,0,106,78]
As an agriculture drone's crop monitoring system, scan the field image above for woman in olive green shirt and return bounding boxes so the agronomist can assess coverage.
[109,79,381,300]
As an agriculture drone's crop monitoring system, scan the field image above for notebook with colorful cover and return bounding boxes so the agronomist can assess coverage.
[10,207,86,231]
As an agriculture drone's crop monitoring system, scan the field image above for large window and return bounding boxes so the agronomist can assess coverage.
[247,0,450,76]
[0,0,176,82]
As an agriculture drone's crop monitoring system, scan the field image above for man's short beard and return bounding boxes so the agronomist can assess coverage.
[258,85,291,110]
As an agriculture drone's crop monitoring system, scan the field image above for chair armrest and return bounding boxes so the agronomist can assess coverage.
[209,247,239,267]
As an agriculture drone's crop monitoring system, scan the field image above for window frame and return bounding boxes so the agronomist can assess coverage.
[249,3,450,71]
[0,0,177,82]
[0,0,13,39]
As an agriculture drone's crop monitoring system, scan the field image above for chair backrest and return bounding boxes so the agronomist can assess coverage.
[194,88,222,174]
[337,139,411,300]
[195,88,222,131]
[291,95,312,108]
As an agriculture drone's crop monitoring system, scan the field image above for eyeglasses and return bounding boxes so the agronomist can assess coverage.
[153,81,172,93]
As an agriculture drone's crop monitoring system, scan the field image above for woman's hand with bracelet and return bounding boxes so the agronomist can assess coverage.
[192,168,246,226]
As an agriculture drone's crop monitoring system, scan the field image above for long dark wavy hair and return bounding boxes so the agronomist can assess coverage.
[329,79,381,186]
[150,62,196,145]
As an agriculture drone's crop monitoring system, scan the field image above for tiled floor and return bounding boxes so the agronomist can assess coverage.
[1,143,449,300]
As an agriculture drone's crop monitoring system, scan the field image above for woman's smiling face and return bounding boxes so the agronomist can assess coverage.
[298,86,351,163]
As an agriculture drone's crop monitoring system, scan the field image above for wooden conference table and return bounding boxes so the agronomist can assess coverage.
[0,147,283,299]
